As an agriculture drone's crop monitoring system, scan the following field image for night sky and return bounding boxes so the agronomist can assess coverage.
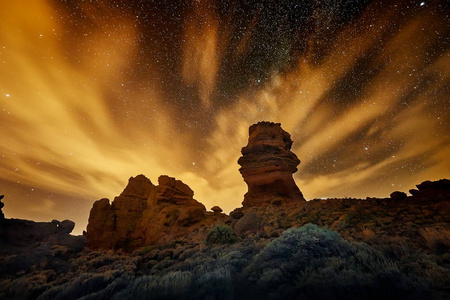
[1,0,449,234]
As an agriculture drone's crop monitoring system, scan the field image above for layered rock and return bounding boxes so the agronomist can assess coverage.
[238,122,305,206]
[86,175,212,250]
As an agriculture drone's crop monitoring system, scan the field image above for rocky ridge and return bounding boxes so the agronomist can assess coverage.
[86,175,227,250]
[85,122,449,252]
[1,122,449,299]
[229,179,450,245]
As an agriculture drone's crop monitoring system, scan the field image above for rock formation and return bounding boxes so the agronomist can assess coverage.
[211,206,223,213]
[0,195,4,220]
[390,191,407,200]
[0,217,85,250]
[238,122,305,206]
[411,179,450,200]
[0,194,84,251]
[86,175,220,250]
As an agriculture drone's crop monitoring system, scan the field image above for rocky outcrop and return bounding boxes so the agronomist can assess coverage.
[86,175,216,250]
[238,122,305,206]
[390,191,407,200]
[411,179,450,200]
[228,179,449,245]
[0,195,4,220]
[211,206,223,213]
[0,218,85,250]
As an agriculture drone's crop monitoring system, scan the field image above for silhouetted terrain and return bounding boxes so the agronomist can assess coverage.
[0,123,449,299]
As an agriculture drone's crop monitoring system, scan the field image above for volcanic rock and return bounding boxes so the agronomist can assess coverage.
[230,210,244,220]
[390,191,407,200]
[0,217,84,248]
[409,189,419,196]
[412,179,450,201]
[157,175,195,204]
[234,212,262,236]
[0,195,4,220]
[58,220,75,233]
[87,175,208,250]
[211,206,223,213]
[238,122,305,206]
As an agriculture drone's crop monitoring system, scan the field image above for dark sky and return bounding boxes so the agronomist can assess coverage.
[0,0,449,234]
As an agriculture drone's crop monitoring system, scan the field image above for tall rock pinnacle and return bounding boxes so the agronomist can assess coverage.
[238,122,305,206]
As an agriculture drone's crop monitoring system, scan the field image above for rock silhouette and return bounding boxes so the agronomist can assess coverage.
[211,206,223,213]
[0,195,4,220]
[86,175,226,250]
[238,122,305,206]
[84,122,450,251]
[1,122,449,299]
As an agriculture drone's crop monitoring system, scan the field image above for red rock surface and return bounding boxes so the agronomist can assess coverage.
[238,122,305,206]
[86,175,224,250]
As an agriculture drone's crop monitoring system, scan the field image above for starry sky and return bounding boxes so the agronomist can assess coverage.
[0,0,449,234]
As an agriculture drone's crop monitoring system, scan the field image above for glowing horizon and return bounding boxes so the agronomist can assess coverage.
[0,0,448,234]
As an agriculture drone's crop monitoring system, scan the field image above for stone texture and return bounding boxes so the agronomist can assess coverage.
[234,212,262,236]
[157,175,195,204]
[211,206,223,213]
[230,210,244,220]
[87,174,209,250]
[238,122,305,206]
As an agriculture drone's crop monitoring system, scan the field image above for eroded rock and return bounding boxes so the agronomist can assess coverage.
[238,122,305,206]
[211,206,223,213]
[87,175,208,250]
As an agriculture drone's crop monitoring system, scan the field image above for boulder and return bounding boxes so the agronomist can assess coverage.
[59,220,75,234]
[238,122,305,206]
[234,213,262,236]
[409,189,419,196]
[211,206,223,213]
[390,191,407,200]
[230,210,244,219]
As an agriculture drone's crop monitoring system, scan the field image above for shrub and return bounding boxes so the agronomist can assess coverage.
[420,227,450,254]
[205,225,238,246]
[111,271,194,300]
[243,224,430,300]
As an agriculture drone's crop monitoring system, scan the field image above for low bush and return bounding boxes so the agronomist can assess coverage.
[205,225,238,246]
[242,224,430,300]
[420,227,450,254]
